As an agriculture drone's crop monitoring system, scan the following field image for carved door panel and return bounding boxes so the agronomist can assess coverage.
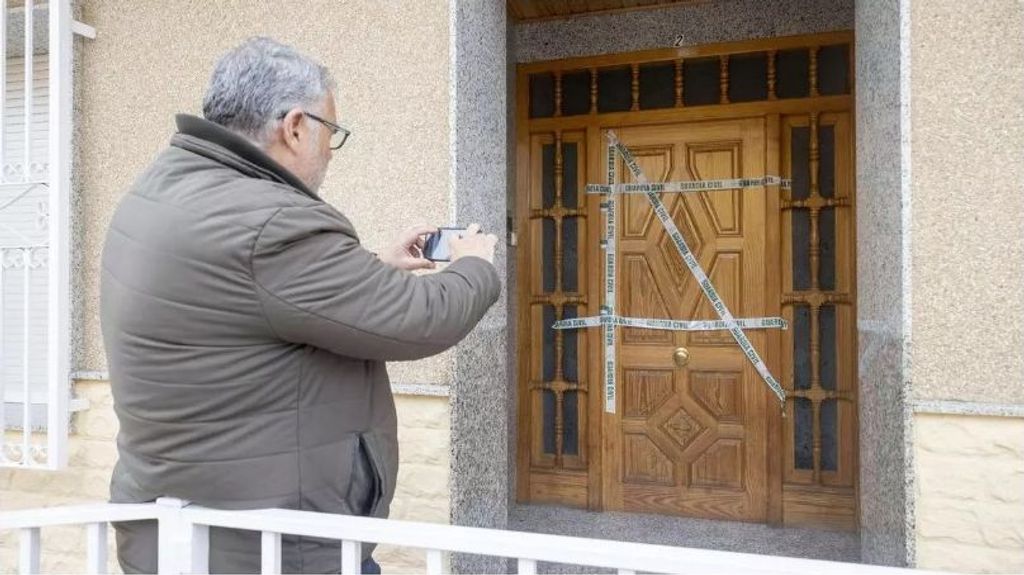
[603,119,772,521]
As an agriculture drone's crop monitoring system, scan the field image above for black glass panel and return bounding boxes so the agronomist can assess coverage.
[563,390,579,456]
[777,49,809,99]
[542,218,555,293]
[562,71,591,116]
[683,57,719,106]
[819,207,836,290]
[541,144,555,209]
[792,209,811,291]
[563,305,578,382]
[530,73,555,118]
[542,305,555,381]
[562,217,579,293]
[542,388,556,454]
[794,397,813,469]
[791,127,810,200]
[597,67,632,113]
[729,52,768,102]
[819,125,835,198]
[817,44,850,95]
[819,305,837,391]
[821,399,838,471]
[794,305,811,391]
[639,62,675,110]
[562,142,578,208]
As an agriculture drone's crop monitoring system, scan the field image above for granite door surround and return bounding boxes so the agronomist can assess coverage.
[447,0,911,571]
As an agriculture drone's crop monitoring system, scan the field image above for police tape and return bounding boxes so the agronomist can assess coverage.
[553,315,788,331]
[602,142,618,413]
[586,176,791,195]
[607,131,787,409]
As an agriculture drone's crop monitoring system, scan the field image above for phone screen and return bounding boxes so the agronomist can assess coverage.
[423,227,467,262]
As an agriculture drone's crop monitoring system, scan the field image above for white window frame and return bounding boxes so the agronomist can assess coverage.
[0,0,94,470]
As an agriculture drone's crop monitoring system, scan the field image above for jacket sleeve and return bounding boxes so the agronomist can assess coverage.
[251,204,501,361]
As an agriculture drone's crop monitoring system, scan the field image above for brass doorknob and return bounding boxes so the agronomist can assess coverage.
[673,347,690,367]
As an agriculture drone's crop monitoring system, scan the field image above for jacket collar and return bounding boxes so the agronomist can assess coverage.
[171,114,319,200]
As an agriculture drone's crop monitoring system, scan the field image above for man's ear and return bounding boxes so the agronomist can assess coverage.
[279,108,305,154]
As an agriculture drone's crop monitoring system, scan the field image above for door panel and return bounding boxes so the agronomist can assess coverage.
[602,119,771,522]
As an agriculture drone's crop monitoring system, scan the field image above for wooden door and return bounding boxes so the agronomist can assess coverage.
[515,31,858,530]
[602,119,771,521]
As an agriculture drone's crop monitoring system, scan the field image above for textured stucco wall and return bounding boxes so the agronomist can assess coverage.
[3,0,457,571]
[0,383,452,574]
[0,380,120,574]
[909,0,1024,404]
[913,413,1024,573]
[72,0,455,389]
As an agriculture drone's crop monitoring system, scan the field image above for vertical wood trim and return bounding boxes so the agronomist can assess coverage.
[515,66,534,501]
[630,63,640,111]
[585,121,604,510]
[780,116,797,486]
[765,113,784,525]
[842,103,861,521]
[553,131,565,466]
[554,71,563,117]
[589,68,598,114]
[808,112,822,484]
[809,113,821,291]
[674,59,684,107]
[767,50,778,100]
[809,47,819,97]
[554,132,565,298]
[599,126,621,512]
[719,55,729,104]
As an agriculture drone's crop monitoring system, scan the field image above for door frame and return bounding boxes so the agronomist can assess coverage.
[514,30,856,528]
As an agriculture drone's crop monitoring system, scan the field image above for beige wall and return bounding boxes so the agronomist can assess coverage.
[910,0,1024,404]
[73,0,455,387]
[0,380,119,573]
[908,2,1024,570]
[913,413,1024,573]
[0,383,452,574]
[3,0,457,572]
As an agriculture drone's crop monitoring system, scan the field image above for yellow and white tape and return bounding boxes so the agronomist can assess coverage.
[554,315,788,331]
[586,176,791,195]
[602,142,618,413]
[607,131,787,408]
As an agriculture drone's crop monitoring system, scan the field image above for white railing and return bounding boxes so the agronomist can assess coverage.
[0,499,938,575]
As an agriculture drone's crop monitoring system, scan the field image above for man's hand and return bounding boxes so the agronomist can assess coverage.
[451,223,498,264]
[380,225,437,271]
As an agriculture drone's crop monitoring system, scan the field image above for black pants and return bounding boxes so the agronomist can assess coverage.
[360,556,382,574]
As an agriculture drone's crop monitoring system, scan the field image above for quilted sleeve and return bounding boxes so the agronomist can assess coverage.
[251,204,501,361]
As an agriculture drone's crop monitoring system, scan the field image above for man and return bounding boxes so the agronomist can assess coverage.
[101,37,500,574]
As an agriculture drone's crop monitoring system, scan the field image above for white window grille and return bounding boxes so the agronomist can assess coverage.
[0,0,94,470]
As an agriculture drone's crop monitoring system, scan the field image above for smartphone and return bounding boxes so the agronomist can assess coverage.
[422,227,468,262]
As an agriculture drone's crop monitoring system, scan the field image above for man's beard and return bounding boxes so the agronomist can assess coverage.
[306,159,328,192]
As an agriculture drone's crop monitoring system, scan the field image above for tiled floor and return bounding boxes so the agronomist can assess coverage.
[508,503,861,574]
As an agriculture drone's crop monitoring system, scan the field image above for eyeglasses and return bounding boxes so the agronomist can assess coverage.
[279,110,351,150]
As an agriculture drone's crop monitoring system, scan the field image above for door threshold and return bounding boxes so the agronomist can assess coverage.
[510,503,860,574]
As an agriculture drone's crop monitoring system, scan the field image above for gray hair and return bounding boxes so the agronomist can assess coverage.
[202,37,335,145]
